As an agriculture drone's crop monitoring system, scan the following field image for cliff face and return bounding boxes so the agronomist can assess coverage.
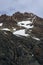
[0,12,43,65]
[0,30,42,65]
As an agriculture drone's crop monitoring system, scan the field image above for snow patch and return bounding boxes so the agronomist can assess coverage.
[17,20,34,29]
[13,28,16,31]
[0,23,3,26]
[13,29,29,36]
[32,37,40,41]
[1,28,10,31]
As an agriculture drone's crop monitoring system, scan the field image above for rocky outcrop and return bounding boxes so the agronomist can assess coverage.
[0,30,41,65]
[33,38,43,65]
[0,12,43,65]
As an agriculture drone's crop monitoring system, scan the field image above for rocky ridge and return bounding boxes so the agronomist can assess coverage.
[0,12,43,65]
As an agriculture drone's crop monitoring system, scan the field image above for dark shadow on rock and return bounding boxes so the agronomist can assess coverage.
[0,30,42,65]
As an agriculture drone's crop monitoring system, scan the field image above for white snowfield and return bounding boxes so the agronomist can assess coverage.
[0,23,3,26]
[17,21,34,29]
[13,29,29,36]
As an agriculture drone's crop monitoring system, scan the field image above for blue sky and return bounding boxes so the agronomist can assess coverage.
[0,0,43,18]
